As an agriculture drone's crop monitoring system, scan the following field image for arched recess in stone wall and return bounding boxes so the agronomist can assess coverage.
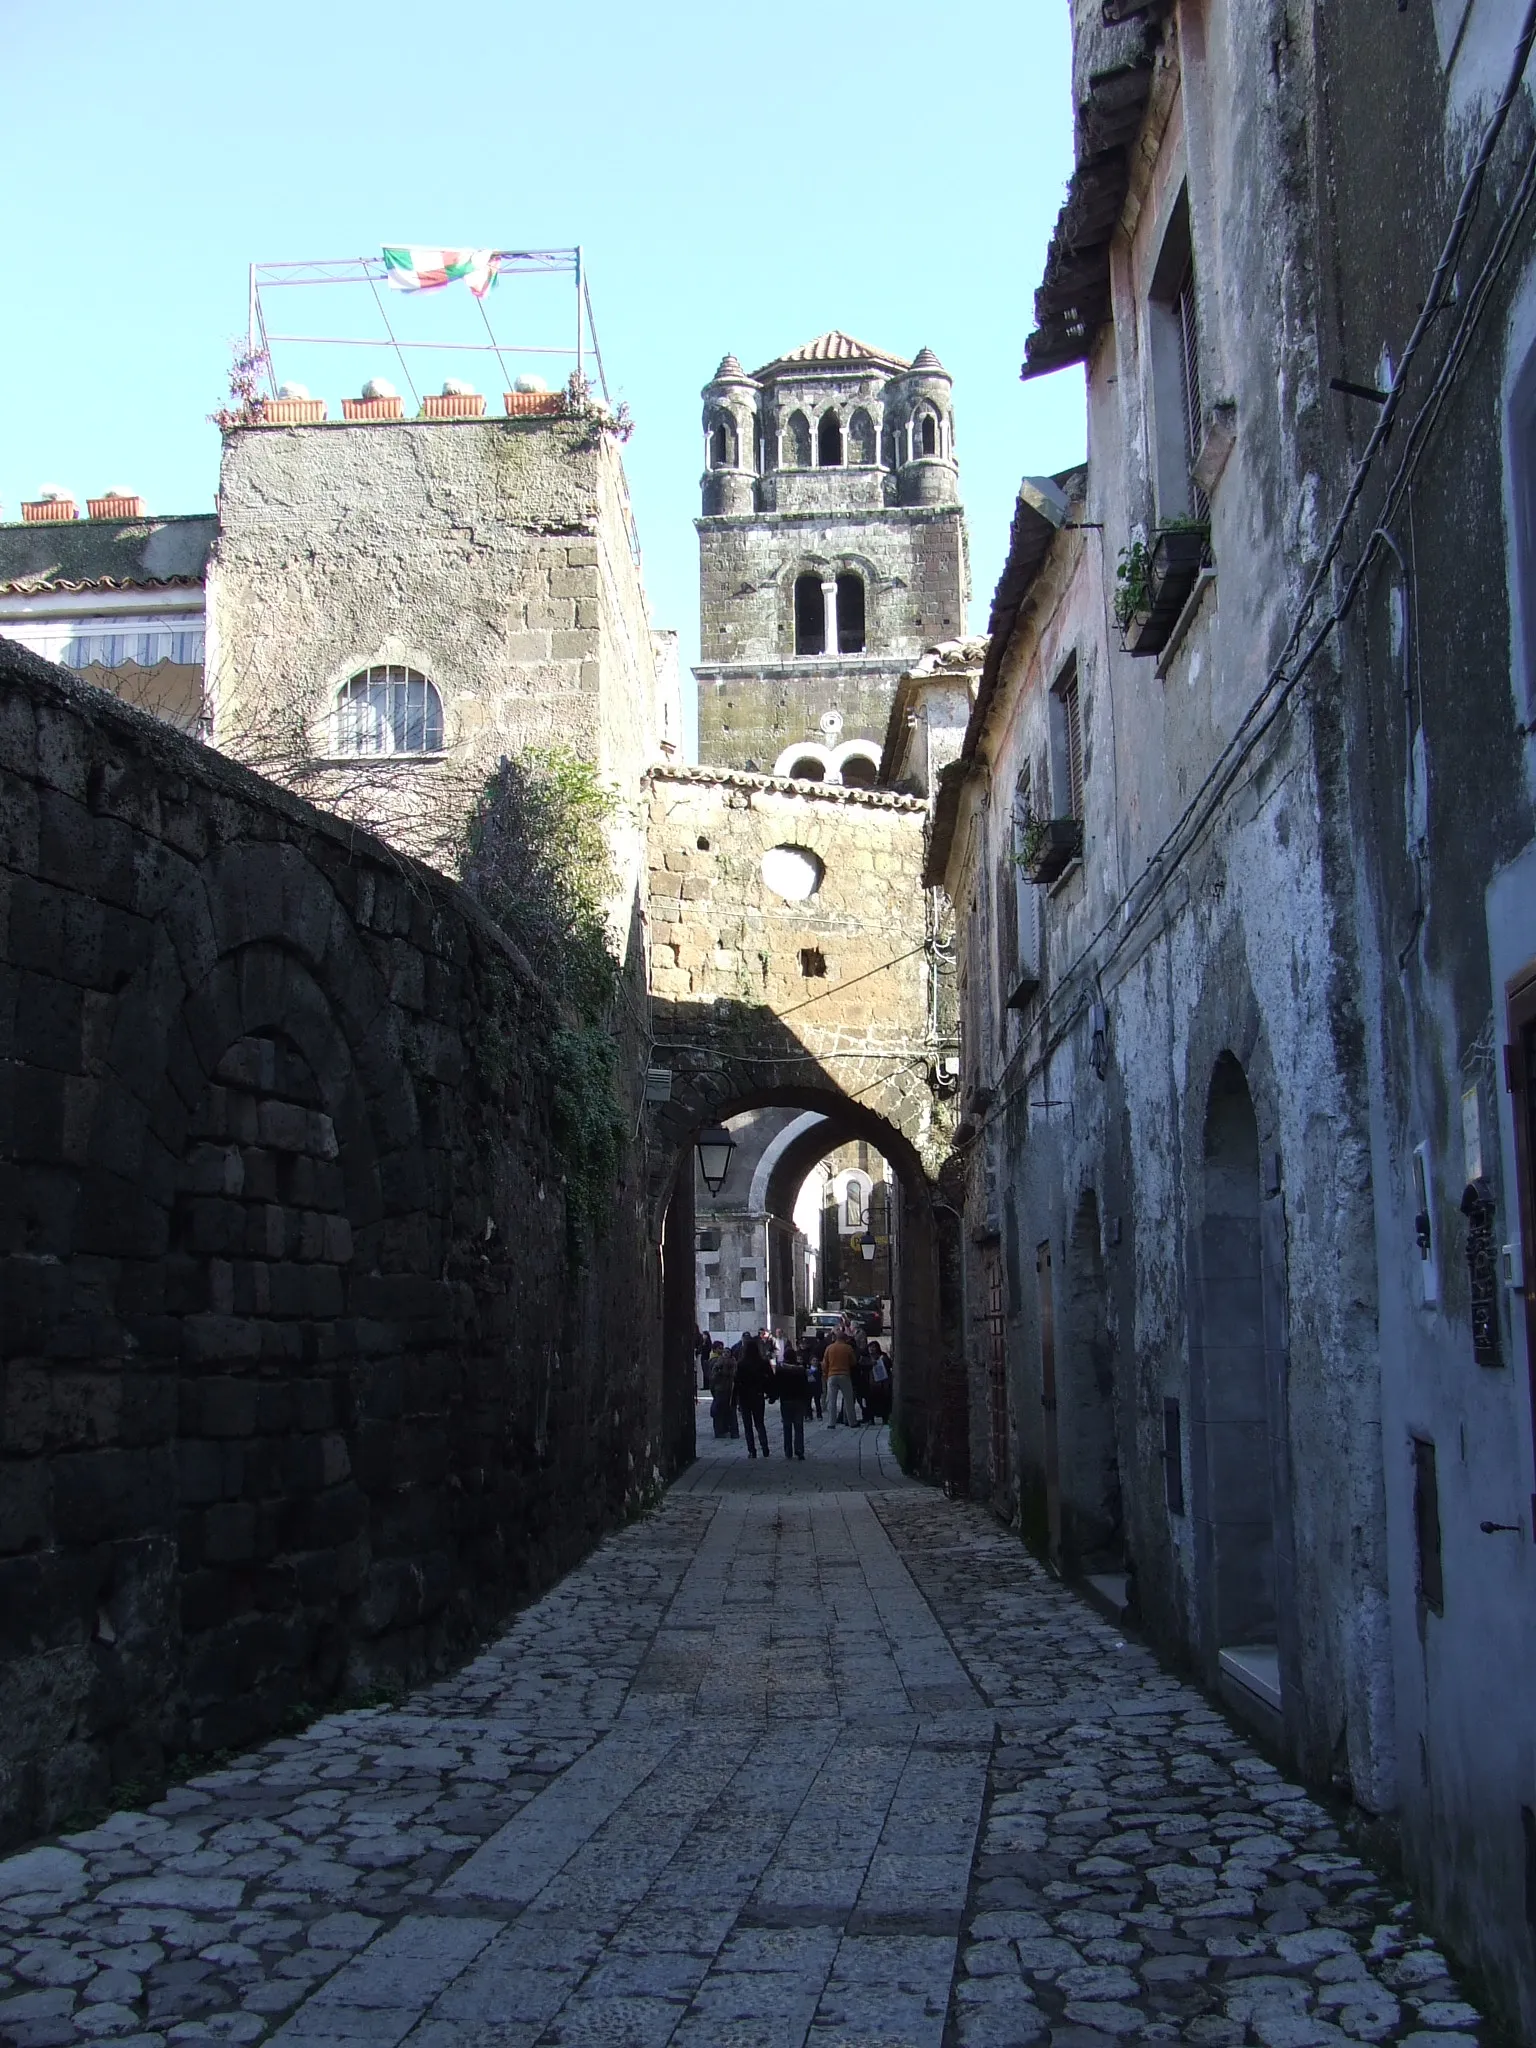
[651,1067,942,1466]
[78,839,431,1755]
[1190,1052,1285,1686]
[1060,1188,1124,1579]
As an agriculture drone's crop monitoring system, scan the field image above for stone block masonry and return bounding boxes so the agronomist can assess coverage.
[643,764,945,1170]
[208,414,672,891]
[0,638,662,1850]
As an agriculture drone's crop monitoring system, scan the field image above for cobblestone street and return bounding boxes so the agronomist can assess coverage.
[0,1415,1497,2048]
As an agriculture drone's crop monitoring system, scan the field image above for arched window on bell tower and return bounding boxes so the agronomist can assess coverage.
[708,413,737,469]
[835,572,865,653]
[794,573,826,656]
[784,411,812,468]
[818,410,843,467]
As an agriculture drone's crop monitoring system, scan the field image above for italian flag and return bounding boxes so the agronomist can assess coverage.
[382,247,499,299]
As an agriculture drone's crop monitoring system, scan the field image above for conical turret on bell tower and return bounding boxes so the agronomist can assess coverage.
[695,331,969,783]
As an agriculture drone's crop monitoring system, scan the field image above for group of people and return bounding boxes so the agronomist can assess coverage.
[697,1320,892,1460]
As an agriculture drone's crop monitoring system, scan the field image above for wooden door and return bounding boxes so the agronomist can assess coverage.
[983,1249,1009,1496]
[1038,1240,1062,1565]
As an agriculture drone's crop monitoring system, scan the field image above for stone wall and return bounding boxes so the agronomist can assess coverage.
[208,414,673,914]
[695,508,968,772]
[644,765,938,1152]
[642,765,952,1465]
[694,338,969,776]
[0,639,664,1850]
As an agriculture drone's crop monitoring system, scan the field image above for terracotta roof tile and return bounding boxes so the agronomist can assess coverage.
[649,762,924,810]
[753,331,910,377]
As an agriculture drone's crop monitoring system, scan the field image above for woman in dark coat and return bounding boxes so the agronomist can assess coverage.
[710,1347,737,1438]
[774,1344,810,1461]
[735,1333,772,1458]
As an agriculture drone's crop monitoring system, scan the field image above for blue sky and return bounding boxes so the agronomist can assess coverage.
[2,1,1084,750]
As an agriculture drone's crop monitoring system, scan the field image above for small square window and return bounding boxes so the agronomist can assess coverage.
[800,948,826,978]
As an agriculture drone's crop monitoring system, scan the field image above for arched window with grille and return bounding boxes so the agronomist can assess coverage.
[334,666,444,756]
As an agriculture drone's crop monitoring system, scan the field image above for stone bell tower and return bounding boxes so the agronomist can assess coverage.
[694,331,969,784]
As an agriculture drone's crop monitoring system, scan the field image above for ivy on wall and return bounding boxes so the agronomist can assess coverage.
[461,750,626,1257]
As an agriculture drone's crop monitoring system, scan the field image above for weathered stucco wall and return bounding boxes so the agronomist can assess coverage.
[0,639,664,1850]
[945,0,1390,1822]
[1315,7,1536,2035]
[948,0,1536,2034]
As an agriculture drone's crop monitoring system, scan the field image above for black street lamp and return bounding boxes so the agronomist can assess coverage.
[695,1124,736,1196]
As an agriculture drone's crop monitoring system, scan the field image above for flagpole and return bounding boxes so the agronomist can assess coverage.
[575,246,584,389]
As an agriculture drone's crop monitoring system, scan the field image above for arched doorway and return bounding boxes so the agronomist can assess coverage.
[1061,1190,1124,1584]
[657,1084,944,1475]
[1191,1054,1286,1713]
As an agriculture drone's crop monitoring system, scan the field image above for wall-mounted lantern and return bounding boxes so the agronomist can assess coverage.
[696,1125,736,1196]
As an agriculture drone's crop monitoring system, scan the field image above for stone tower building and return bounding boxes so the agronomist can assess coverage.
[694,331,969,782]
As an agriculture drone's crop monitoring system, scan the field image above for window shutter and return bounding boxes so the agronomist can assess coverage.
[1177,263,1211,520]
[1065,674,1084,822]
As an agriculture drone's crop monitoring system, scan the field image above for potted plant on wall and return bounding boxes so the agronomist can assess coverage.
[1114,518,1210,655]
[1015,805,1083,886]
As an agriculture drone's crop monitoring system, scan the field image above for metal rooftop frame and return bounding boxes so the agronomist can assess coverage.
[247,248,610,409]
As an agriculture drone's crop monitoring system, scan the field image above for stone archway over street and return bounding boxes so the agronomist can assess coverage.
[644,763,954,1463]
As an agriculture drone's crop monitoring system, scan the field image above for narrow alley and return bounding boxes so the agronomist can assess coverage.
[0,1417,1493,2048]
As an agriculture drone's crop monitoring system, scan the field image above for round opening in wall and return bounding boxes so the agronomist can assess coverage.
[761,845,825,902]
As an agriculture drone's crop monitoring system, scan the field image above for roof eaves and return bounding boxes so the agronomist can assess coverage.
[953,476,1074,774]
[0,573,205,597]
[1020,58,1156,383]
[752,330,911,379]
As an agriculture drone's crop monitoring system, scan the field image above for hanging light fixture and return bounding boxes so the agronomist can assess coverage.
[695,1124,736,1196]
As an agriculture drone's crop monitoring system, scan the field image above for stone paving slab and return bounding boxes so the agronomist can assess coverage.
[0,1406,1501,2047]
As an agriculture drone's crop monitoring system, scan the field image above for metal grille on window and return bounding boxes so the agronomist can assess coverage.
[1176,264,1211,521]
[335,666,444,756]
[1064,674,1084,822]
